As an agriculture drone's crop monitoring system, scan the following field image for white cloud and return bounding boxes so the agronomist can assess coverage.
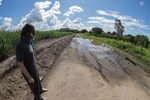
[97,10,139,23]
[123,21,149,30]
[73,17,81,24]
[71,18,84,29]
[0,0,2,5]
[95,10,150,31]
[88,16,114,24]
[61,18,84,29]
[49,1,61,14]
[0,17,13,31]
[61,18,71,28]
[11,1,84,31]
[13,1,62,31]
[34,1,51,10]
[139,1,144,6]
[64,6,83,17]
[88,16,116,32]
[25,10,44,23]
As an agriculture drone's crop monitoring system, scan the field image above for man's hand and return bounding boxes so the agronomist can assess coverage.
[29,77,34,83]
[17,62,34,84]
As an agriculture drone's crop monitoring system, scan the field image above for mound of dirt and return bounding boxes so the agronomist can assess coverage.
[0,34,75,100]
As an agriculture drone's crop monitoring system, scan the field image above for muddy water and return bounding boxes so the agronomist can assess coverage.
[71,37,125,81]
[71,37,116,72]
[70,37,150,99]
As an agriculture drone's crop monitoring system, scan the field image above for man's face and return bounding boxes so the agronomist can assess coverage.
[27,32,34,38]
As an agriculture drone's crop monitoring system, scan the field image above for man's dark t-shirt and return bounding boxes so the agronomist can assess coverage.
[16,37,42,96]
[16,37,38,79]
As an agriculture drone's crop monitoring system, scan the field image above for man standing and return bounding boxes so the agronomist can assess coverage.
[16,23,48,100]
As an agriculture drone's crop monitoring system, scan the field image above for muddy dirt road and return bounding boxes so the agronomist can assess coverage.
[0,34,75,100]
[0,34,150,100]
[43,35,150,100]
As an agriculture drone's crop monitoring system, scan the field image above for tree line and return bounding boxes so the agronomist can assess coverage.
[88,27,150,48]
[58,27,150,48]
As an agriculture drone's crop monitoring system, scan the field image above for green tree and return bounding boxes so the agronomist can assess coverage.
[107,31,111,35]
[81,29,88,33]
[134,35,149,48]
[91,27,103,36]
[72,29,80,33]
[111,31,118,35]
[124,34,134,43]
[59,28,71,32]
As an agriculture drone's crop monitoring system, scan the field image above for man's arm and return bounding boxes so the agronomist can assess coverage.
[17,62,34,83]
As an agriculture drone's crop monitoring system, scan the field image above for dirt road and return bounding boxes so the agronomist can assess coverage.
[0,34,150,100]
[43,35,150,100]
[0,34,75,100]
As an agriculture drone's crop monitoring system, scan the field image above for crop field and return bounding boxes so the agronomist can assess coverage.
[0,31,73,61]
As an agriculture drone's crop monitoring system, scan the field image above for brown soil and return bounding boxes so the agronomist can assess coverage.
[0,34,75,100]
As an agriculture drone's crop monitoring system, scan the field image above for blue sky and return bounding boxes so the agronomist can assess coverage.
[0,0,150,38]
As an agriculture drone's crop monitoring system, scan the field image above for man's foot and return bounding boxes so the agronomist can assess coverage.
[41,96,47,100]
[34,96,47,100]
[40,88,48,94]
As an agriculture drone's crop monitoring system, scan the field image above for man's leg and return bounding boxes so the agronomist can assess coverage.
[22,73,41,99]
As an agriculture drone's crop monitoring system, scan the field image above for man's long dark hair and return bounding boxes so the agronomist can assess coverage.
[21,23,35,38]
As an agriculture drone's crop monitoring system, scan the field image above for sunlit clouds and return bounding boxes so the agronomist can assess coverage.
[64,6,83,17]
[0,17,13,31]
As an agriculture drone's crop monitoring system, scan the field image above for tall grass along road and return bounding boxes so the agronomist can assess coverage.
[0,31,73,62]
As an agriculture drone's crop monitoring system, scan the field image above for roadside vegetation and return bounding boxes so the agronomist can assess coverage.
[82,27,150,71]
[0,30,73,62]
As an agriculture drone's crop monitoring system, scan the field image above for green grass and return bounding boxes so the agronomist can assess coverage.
[0,30,73,61]
[82,33,150,71]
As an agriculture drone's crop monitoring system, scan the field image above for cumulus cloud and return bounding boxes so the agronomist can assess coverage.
[24,1,52,23]
[13,1,63,30]
[0,0,2,5]
[0,17,13,31]
[34,1,51,10]
[25,10,44,23]
[49,1,61,14]
[61,18,71,28]
[12,1,84,31]
[61,18,84,29]
[73,17,82,24]
[46,14,62,29]
[64,6,83,17]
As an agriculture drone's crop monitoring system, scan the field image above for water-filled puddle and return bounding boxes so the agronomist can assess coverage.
[70,37,114,70]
